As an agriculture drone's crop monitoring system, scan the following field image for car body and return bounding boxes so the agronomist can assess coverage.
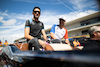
[0,45,100,67]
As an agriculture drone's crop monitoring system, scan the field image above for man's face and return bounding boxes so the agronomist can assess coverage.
[59,20,65,26]
[94,27,100,40]
[33,8,40,19]
[96,27,100,40]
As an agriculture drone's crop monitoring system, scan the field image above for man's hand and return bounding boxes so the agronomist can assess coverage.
[65,39,70,45]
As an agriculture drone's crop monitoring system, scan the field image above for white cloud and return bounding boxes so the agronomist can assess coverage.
[65,10,97,22]
[15,13,32,20]
[0,23,25,43]
[0,33,24,44]
[70,0,97,10]
[0,16,17,26]
[0,10,8,17]
[0,11,32,21]
[0,23,24,34]
[70,0,85,10]
[0,17,3,21]
[2,19,17,26]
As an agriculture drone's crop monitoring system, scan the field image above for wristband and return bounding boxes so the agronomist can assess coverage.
[46,42,49,45]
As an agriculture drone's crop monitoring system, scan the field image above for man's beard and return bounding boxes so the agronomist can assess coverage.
[34,16,39,19]
[60,25,64,27]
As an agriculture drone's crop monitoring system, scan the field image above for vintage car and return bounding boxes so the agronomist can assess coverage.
[0,44,100,67]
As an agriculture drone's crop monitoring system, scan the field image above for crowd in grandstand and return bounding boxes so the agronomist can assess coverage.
[0,40,9,46]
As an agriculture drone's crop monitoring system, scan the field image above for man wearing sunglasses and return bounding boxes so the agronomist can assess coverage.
[82,26,100,50]
[25,7,53,51]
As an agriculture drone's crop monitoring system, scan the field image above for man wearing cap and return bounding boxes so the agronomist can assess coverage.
[50,18,70,45]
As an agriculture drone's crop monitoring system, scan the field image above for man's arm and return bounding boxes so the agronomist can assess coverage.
[24,27,34,40]
[50,32,56,39]
[50,25,57,39]
[25,20,34,40]
[41,30,47,40]
[63,27,70,45]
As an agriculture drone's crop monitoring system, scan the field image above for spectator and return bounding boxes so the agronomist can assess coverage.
[82,26,100,50]
[73,39,81,47]
[0,40,2,44]
[4,40,9,46]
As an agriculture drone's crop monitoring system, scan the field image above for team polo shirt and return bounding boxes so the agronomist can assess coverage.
[25,18,44,39]
[50,24,68,40]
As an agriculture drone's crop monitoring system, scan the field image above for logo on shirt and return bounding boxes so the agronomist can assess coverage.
[31,21,35,25]
[39,23,42,26]
[55,26,66,39]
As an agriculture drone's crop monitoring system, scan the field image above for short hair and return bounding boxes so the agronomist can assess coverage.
[88,26,100,37]
[33,6,41,12]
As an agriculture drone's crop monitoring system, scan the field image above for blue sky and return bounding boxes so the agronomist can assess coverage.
[0,0,99,43]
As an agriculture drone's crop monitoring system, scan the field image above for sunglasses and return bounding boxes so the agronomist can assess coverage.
[96,31,100,33]
[34,11,40,14]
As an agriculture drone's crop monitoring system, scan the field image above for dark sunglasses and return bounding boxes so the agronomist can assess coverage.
[96,31,100,33]
[34,11,40,14]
